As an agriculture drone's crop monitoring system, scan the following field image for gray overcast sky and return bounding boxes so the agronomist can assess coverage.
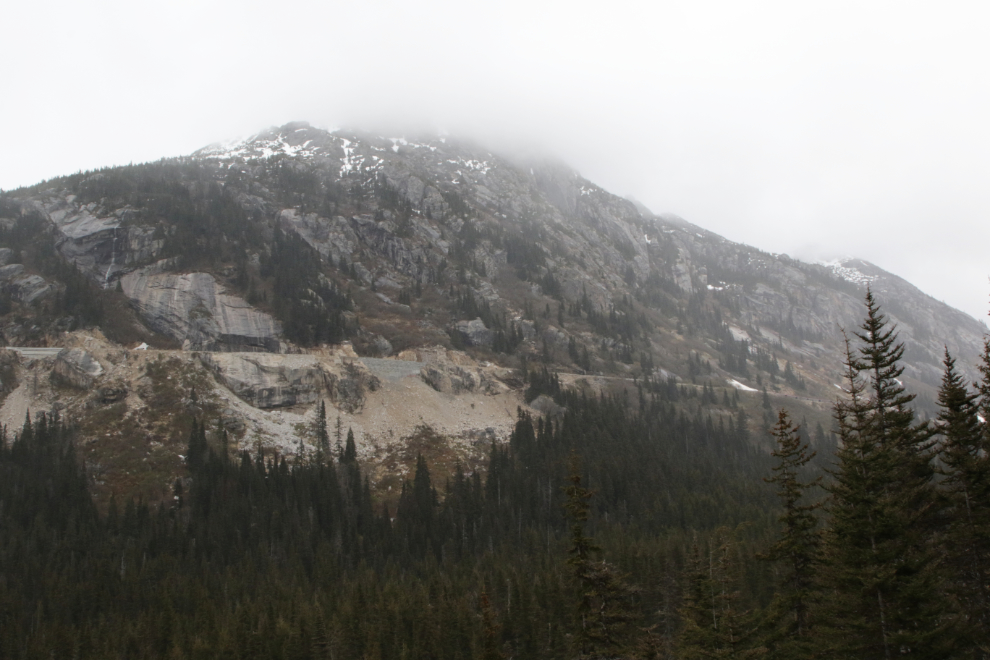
[2,0,988,322]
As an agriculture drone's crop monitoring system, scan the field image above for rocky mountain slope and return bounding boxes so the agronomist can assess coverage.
[0,121,985,502]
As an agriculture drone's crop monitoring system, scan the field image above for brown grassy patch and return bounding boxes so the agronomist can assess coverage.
[367,424,490,511]
[78,354,223,509]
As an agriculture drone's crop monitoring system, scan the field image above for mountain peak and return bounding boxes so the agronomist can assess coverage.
[2,121,986,467]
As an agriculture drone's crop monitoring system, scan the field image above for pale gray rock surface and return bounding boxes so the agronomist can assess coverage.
[278,209,359,265]
[453,318,494,347]
[329,360,381,413]
[201,351,381,411]
[3,272,54,303]
[412,347,508,395]
[201,352,328,408]
[41,196,164,284]
[420,361,506,395]
[0,264,25,279]
[52,348,104,389]
[121,268,282,352]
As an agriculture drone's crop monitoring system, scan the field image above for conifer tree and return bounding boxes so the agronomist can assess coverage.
[677,531,765,659]
[677,542,717,657]
[820,292,953,658]
[563,454,637,659]
[479,589,505,660]
[937,347,990,654]
[342,428,357,463]
[315,400,331,464]
[187,418,208,473]
[761,409,820,657]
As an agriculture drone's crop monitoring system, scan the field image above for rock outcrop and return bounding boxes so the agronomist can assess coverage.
[43,197,163,283]
[452,318,494,348]
[0,263,54,304]
[420,362,506,395]
[0,264,24,279]
[52,348,104,389]
[200,351,380,412]
[121,267,283,352]
[9,274,53,303]
[410,347,508,395]
[328,361,381,413]
[200,352,329,408]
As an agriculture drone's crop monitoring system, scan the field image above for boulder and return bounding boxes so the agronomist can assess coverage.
[370,334,393,357]
[517,320,537,342]
[52,348,104,389]
[453,318,494,347]
[0,248,13,266]
[121,268,283,352]
[202,351,381,412]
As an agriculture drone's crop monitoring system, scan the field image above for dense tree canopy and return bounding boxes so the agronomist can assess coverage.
[2,291,989,658]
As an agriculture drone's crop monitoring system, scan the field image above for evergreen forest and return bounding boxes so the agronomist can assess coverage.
[2,290,989,658]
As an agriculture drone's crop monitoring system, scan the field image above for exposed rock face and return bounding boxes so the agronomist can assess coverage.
[200,351,380,411]
[42,197,164,284]
[0,264,24,279]
[278,209,444,288]
[541,325,570,352]
[328,361,381,413]
[52,348,104,389]
[0,249,13,266]
[453,318,494,348]
[201,353,329,408]
[0,263,54,304]
[411,347,508,395]
[10,274,53,303]
[121,268,283,352]
[420,362,506,395]
[278,209,359,266]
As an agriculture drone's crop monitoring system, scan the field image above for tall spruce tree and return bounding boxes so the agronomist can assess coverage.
[315,400,331,464]
[676,530,766,659]
[820,291,954,658]
[761,409,821,657]
[187,418,208,473]
[563,454,637,659]
[937,347,990,655]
